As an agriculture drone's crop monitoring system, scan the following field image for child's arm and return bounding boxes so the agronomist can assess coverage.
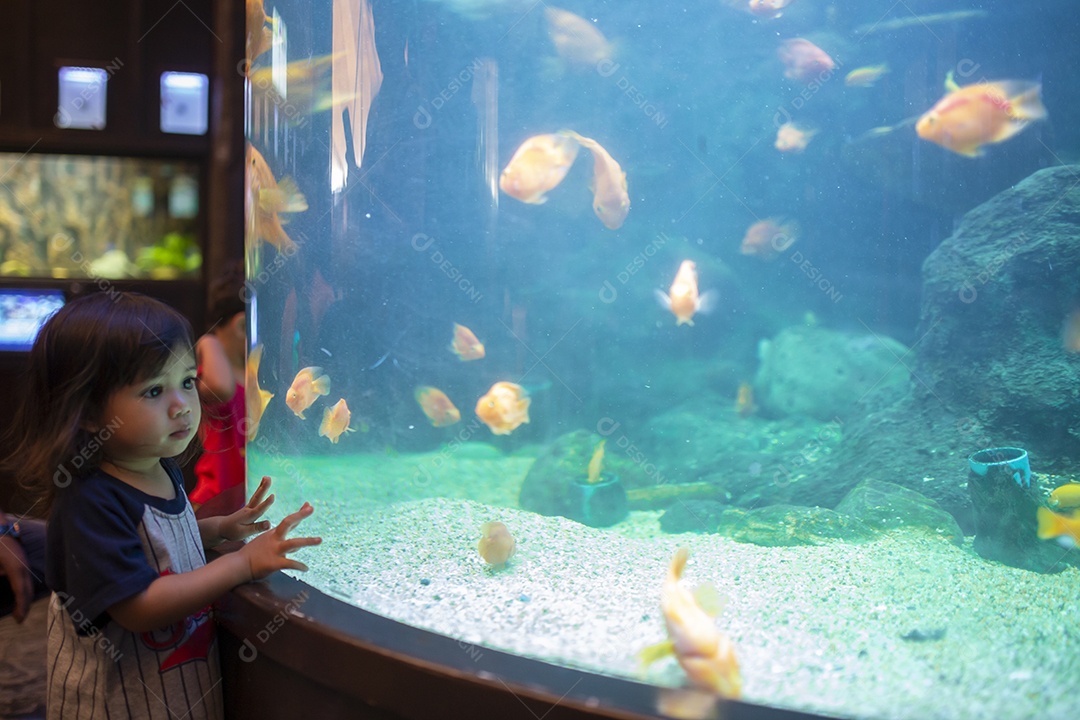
[108,503,320,633]
[195,333,236,404]
[198,477,274,548]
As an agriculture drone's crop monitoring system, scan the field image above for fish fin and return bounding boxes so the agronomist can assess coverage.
[1036,507,1060,540]
[296,409,306,420]
[654,289,672,310]
[944,71,960,93]
[312,374,331,395]
[697,290,719,315]
[638,639,676,669]
[693,583,724,617]
[273,177,310,213]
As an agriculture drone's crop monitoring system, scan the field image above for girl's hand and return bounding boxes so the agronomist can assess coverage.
[239,502,321,581]
[218,476,275,542]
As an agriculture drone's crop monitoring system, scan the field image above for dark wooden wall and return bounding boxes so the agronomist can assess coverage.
[0,0,246,514]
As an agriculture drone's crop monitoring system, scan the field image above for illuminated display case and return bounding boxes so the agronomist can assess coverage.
[232,2,1080,719]
[0,152,202,280]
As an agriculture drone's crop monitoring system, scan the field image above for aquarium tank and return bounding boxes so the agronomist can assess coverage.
[243,1,1080,718]
[0,153,202,279]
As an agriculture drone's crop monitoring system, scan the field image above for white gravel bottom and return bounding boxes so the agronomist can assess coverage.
[253,451,1080,720]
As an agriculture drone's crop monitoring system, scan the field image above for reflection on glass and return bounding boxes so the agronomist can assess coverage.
[244,2,1080,719]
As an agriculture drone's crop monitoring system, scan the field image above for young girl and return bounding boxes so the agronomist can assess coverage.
[191,263,248,513]
[4,291,320,720]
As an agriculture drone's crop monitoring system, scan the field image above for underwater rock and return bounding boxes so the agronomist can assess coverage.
[658,500,729,534]
[836,479,963,545]
[716,504,877,547]
[918,165,1080,463]
[788,167,1080,531]
[519,429,647,521]
[643,402,842,511]
[754,326,911,421]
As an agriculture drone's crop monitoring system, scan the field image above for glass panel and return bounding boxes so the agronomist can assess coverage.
[56,66,108,130]
[160,71,210,135]
[244,2,1080,719]
[0,154,202,279]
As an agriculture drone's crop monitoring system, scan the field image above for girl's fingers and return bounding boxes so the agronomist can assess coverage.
[282,536,322,553]
[247,477,272,508]
[283,560,310,572]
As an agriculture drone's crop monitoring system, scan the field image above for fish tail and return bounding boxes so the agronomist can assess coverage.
[1036,507,1061,540]
[1008,84,1048,122]
[638,639,675,670]
[313,374,331,395]
[670,547,691,583]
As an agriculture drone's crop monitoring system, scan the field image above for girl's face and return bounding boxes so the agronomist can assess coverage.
[96,347,201,472]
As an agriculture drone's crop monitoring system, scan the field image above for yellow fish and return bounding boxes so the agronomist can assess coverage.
[1037,507,1080,547]
[245,344,274,441]
[544,7,614,67]
[249,54,343,119]
[916,72,1047,157]
[844,64,890,88]
[561,130,630,230]
[285,367,331,419]
[587,439,605,484]
[639,548,742,698]
[1049,483,1080,509]
[319,398,355,444]
[499,133,580,205]
[246,144,308,254]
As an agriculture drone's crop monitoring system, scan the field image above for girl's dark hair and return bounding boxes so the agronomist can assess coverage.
[3,291,195,515]
[206,260,246,331]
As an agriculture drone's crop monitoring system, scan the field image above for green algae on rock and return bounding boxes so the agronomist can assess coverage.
[836,479,964,545]
[716,504,877,547]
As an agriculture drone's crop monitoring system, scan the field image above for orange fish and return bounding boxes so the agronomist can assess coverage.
[748,0,794,19]
[475,381,531,435]
[415,386,461,427]
[778,38,836,84]
[774,122,817,153]
[246,144,308,253]
[499,133,580,204]
[285,367,331,419]
[561,130,630,230]
[544,7,614,67]
[845,64,889,88]
[655,260,715,326]
[740,218,798,260]
[477,521,516,567]
[245,344,274,441]
[245,0,274,69]
[735,383,757,417]
[639,548,742,698]
[1062,310,1080,352]
[450,323,485,361]
[916,72,1048,157]
[319,398,354,444]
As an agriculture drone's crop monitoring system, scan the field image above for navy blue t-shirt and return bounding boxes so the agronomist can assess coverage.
[45,458,192,634]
